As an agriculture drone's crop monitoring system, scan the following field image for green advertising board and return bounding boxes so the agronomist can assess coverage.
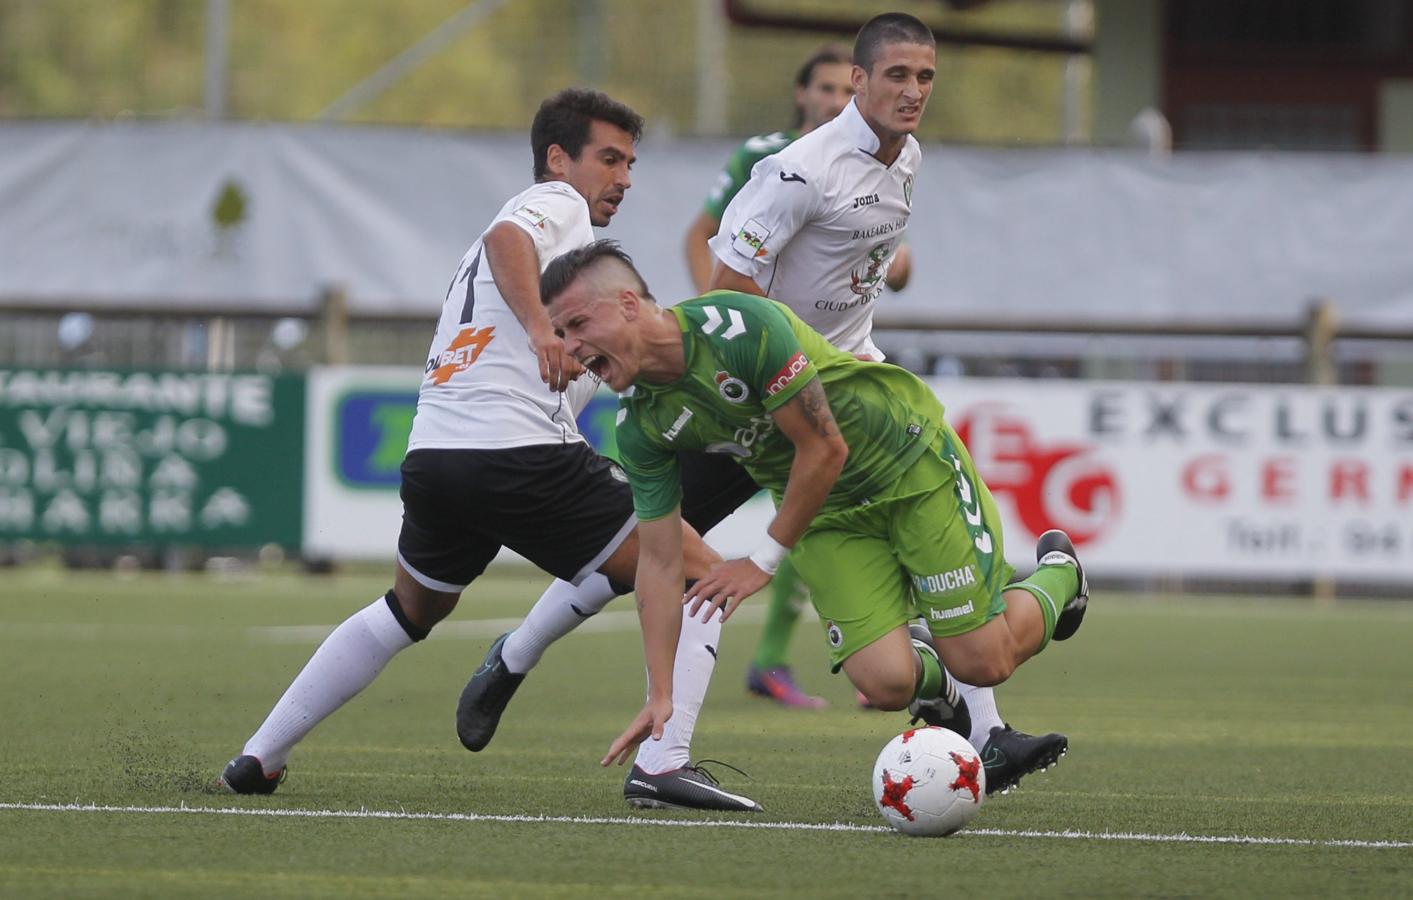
[0,369,304,548]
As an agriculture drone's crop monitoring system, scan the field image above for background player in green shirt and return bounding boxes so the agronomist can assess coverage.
[536,240,1089,767]
[682,41,913,711]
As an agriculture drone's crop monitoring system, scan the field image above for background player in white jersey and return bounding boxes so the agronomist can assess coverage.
[215,89,760,813]
[684,42,914,711]
[701,12,1068,794]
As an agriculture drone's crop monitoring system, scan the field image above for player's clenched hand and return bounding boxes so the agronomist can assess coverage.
[601,697,674,767]
[685,558,773,623]
[529,329,584,392]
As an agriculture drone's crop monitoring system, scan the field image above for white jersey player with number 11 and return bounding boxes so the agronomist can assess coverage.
[217,88,760,813]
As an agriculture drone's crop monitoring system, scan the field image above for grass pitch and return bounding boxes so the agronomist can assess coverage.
[1,563,1410,898]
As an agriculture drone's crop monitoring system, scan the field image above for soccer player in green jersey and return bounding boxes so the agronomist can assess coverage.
[682,41,912,711]
[535,240,1090,767]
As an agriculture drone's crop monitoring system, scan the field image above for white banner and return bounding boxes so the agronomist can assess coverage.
[300,365,772,562]
[934,378,1413,581]
[4,122,1413,329]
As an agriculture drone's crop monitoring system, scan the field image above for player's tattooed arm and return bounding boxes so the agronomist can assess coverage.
[766,376,849,549]
[795,378,841,440]
[688,378,846,621]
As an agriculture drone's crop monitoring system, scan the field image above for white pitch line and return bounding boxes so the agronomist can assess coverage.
[1,802,1409,849]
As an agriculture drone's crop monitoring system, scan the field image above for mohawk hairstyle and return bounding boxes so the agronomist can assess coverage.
[540,239,652,306]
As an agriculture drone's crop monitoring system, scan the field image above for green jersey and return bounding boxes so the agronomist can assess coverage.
[616,292,943,521]
[702,131,798,221]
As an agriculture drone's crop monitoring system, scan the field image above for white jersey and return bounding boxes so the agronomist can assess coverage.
[709,99,919,361]
[408,181,598,451]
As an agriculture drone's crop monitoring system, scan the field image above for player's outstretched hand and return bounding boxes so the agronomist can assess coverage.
[601,697,674,767]
[685,558,773,623]
[530,330,585,392]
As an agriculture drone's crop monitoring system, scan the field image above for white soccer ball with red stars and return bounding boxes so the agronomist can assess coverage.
[871,726,985,837]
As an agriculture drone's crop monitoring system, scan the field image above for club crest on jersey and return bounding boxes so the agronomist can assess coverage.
[731,218,771,260]
[715,370,750,403]
[428,326,496,384]
[827,621,843,648]
[849,241,893,296]
[765,351,810,396]
[903,174,914,208]
[511,205,549,230]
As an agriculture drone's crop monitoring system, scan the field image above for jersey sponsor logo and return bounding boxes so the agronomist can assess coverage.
[765,351,810,397]
[705,413,775,458]
[852,217,906,240]
[849,242,893,296]
[730,220,771,260]
[427,326,496,385]
[852,193,880,209]
[778,171,806,184]
[662,407,694,441]
[715,370,750,403]
[704,440,750,458]
[815,295,874,313]
[511,205,550,230]
[914,566,978,596]
[699,305,747,340]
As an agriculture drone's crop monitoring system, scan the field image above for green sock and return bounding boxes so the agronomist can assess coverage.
[1010,562,1079,654]
[751,554,806,669]
[912,639,943,702]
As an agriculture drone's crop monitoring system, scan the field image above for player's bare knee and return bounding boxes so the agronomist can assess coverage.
[390,570,459,633]
[857,670,914,710]
[951,656,1013,688]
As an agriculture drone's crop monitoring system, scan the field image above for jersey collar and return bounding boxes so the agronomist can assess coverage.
[837,99,882,156]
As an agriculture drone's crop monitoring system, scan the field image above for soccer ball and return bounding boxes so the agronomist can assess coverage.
[871,726,985,837]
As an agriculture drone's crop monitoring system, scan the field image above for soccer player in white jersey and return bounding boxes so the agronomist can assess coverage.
[683,43,915,712]
[216,89,760,813]
[699,12,1069,795]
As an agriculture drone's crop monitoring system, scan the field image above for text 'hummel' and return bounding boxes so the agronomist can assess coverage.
[663,407,694,441]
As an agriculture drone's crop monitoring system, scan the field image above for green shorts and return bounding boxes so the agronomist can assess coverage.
[791,422,1014,671]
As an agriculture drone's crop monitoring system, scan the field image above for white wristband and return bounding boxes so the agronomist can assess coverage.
[748,535,790,575]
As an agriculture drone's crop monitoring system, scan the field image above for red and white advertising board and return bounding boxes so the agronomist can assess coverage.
[932,378,1413,582]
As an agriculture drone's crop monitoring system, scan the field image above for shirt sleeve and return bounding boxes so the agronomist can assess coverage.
[615,404,683,522]
[691,296,819,411]
[707,153,819,280]
[497,183,592,269]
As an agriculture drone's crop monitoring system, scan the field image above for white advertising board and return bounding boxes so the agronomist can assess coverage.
[301,365,772,562]
[933,378,1413,582]
[303,366,1412,582]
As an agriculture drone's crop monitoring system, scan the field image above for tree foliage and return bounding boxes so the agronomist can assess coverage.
[0,0,1085,143]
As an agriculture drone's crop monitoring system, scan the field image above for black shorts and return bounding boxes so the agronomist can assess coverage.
[397,443,635,592]
[677,451,763,535]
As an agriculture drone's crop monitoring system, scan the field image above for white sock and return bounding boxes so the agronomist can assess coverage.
[242,596,415,773]
[959,680,1004,751]
[500,573,619,674]
[633,608,721,774]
